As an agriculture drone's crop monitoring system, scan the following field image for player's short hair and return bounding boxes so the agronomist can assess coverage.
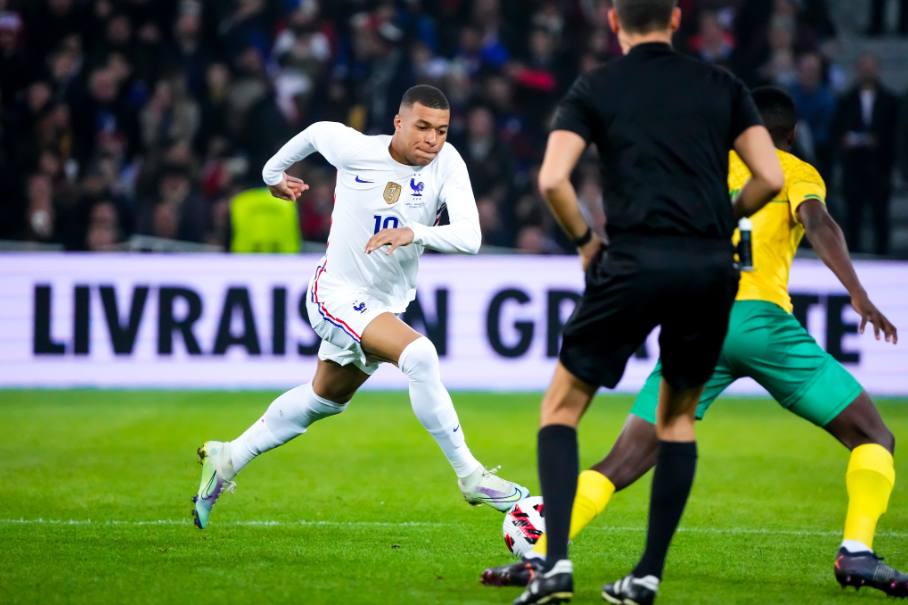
[400,85,450,111]
[751,86,798,145]
[613,0,677,34]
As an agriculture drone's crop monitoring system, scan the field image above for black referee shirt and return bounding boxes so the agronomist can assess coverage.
[551,42,763,243]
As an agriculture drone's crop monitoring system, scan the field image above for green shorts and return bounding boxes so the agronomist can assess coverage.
[630,300,863,427]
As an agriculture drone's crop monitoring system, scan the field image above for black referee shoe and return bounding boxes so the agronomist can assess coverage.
[601,573,659,605]
[513,560,573,605]
[835,547,908,597]
[481,558,542,587]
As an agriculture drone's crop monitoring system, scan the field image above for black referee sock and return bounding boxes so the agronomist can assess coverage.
[537,424,579,571]
[632,440,698,580]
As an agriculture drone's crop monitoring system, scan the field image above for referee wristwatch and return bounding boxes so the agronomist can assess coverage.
[572,227,593,248]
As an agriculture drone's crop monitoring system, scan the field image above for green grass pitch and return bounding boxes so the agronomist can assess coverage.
[2,390,907,605]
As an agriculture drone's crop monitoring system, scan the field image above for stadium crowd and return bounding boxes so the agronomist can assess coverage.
[1,0,907,255]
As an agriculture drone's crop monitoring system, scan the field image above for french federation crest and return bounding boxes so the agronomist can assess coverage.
[383,182,402,205]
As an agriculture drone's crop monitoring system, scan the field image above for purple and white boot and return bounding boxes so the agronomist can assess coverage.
[459,465,530,512]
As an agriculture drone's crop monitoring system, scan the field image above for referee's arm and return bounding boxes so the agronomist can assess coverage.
[538,130,603,268]
[731,126,785,220]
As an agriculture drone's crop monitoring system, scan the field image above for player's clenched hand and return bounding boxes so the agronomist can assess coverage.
[579,233,606,271]
[365,227,415,256]
[267,173,309,201]
[852,291,898,344]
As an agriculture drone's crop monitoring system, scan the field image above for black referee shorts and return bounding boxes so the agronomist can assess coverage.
[559,237,739,391]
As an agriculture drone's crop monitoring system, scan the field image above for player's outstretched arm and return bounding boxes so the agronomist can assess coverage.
[262,121,363,189]
[732,125,785,219]
[405,159,482,255]
[800,199,897,344]
[539,130,605,269]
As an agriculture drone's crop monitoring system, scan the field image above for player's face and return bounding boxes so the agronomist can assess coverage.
[395,103,449,166]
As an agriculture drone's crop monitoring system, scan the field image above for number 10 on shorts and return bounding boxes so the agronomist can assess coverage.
[373,215,399,234]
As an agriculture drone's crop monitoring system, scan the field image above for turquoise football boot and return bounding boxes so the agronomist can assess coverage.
[192,441,237,529]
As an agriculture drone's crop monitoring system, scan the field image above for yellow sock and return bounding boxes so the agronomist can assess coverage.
[843,444,896,550]
[532,470,616,556]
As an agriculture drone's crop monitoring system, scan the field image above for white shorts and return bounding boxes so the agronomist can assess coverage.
[305,262,392,375]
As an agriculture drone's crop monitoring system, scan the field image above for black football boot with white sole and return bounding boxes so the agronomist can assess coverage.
[835,547,908,598]
[513,560,573,605]
[601,573,659,605]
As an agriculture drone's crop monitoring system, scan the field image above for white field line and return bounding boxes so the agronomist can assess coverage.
[2,518,907,538]
[0,518,447,528]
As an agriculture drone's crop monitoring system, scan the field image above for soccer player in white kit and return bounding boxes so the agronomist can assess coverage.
[192,85,529,529]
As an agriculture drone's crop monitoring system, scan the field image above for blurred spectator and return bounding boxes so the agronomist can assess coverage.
[732,0,825,87]
[85,200,121,251]
[221,0,271,60]
[757,15,799,88]
[832,54,900,256]
[357,20,414,133]
[299,173,333,243]
[789,53,837,179]
[477,197,511,248]
[585,28,622,66]
[160,1,211,99]
[459,105,515,203]
[195,63,232,157]
[48,47,85,107]
[137,163,207,243]
[481,75,531,161]
[271,1,332,125]
[412,41,450,86]
[28,0,82,60]
[688,11,734,66]
[0,11,30,109]
[87,12,134,71]
[71,67,140,166]
[507,28,565,127]
[868,0,908,36]
[231,47,292,177]
[8,82,54,173]
[515,225,562,255]
[140,78,200,154]
[24,174,57,244]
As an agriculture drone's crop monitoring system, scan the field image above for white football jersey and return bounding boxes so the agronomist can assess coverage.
[262,122,481,313]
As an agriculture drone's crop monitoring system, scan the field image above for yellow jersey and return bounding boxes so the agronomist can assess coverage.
[729,149,825,313]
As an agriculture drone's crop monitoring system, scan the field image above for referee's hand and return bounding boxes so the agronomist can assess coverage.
[852,291,898,344]
[579,233,606,271]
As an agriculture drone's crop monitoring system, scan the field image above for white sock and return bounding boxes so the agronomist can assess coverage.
[399,337,482,479]
[841,539,872,553]
[230,382,347,473]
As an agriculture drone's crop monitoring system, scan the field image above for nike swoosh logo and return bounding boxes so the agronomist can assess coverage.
[453,424,460,433]
[202,473,218,499]
[355,176,373,183]
[474,488,521,502]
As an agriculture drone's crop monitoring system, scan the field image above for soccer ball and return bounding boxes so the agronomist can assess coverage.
[502,496,545,557]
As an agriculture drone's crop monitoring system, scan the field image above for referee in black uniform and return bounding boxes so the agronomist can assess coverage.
[508,2,784,604]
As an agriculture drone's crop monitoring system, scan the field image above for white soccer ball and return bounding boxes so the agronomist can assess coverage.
[503,496,545,557]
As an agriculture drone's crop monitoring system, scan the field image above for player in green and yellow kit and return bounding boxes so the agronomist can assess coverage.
[482,87,904,599]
